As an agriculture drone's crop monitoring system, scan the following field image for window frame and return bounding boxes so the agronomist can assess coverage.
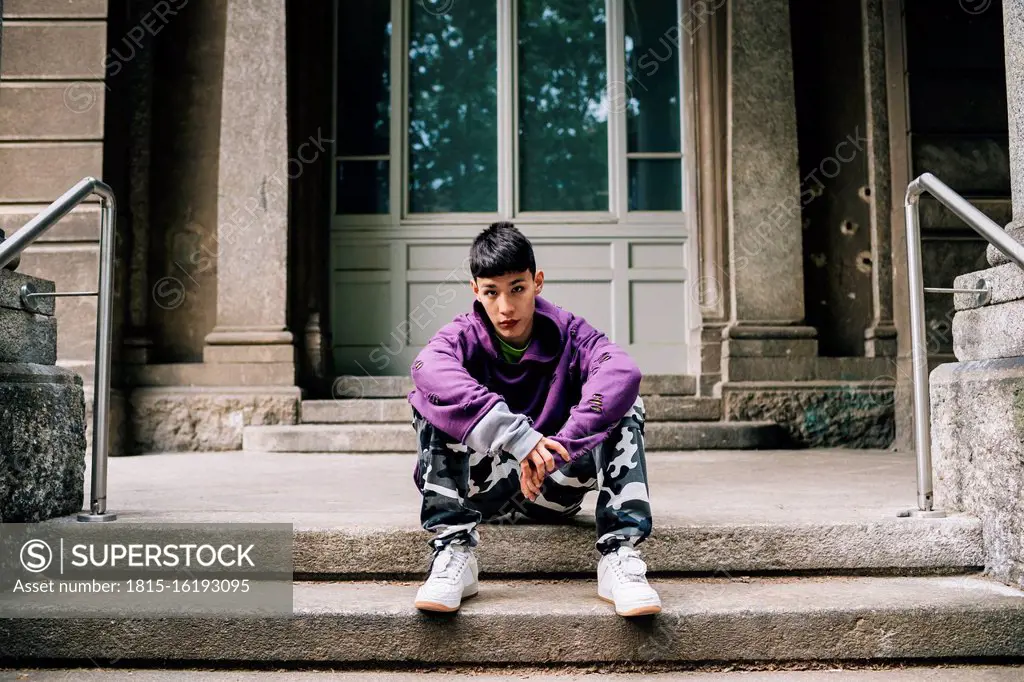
[330,0,690,230]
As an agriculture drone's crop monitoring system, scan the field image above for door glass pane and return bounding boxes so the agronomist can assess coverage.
[337,160,389,215]
[625,0,681,153]
[408,1,498,213]
[629,159,681,210]
[336,0,391,157]
[518,0,608,212]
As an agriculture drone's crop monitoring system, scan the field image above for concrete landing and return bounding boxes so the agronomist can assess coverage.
[3,576,1023,663]
[67,451,985,575]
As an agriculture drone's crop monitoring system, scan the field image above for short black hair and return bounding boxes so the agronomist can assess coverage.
[470,222,536,279]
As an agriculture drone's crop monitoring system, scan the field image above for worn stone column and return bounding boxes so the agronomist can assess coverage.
[931,1,1024,588]
[0,270,86,522]
[989,0,1024,266]
[862,0,896,358]
[722,0,817,381]
[202,0,294,384]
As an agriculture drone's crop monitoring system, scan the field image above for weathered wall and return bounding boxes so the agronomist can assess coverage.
[0,0,108,383]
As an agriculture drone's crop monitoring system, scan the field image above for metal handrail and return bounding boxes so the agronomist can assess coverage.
[0,177,118,522]
[904,172,1024,517]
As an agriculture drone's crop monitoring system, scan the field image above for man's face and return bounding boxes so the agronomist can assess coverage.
[471,269,545,346]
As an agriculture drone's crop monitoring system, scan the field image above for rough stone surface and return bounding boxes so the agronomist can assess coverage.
[724,384,895,448]
[15,245,99,369]
[931,357,1024,589]
[988,225,1024,267]
[71,450,987,573]
[727,0,805,323]
[0,22,108,80]
[0,308,56,364]
[990,1,1024,266]
[2,576,1023,663]
[0,228,17,271]
[0,364,86,522]
[954,262,1024,310]
[862,0,894,348]
[330,375,699,400]
[0,82,106,142]
[129,388,300,453]
[952,300,1024,361]
[3,0,108,17]
[243,422,783,453]
[4,667,1024,681]
[290,518,982,577]
[0,270,54,314]
[643,422,783,449]
[301,396,721,425]
[205,0,289,341]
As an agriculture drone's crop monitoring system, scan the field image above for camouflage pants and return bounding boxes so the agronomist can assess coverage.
[412,397,652,556]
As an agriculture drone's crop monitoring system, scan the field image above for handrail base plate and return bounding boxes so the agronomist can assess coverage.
[898,509,947,518]
[77,511,118,522]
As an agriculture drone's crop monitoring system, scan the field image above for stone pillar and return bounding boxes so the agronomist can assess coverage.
[931,1,1024,589]
[862,0,896,358]
[202,0,294,384]
[989,0,1024,267]
[722,0,817,381]
[0,270,86,522]
[121,0,157,366]
[932,265,1024,589]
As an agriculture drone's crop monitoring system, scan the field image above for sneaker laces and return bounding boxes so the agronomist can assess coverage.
[431,546,470,582]
[611,546,648,583]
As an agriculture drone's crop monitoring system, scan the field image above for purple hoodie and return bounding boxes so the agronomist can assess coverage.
[407,295,642,464]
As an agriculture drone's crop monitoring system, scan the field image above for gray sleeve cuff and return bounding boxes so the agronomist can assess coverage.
[464,401,544,462]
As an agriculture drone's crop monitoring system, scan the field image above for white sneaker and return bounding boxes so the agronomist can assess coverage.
[597,545,662,617]
[414,543,479,612]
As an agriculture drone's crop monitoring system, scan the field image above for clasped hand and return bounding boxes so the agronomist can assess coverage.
[519,437,569,502]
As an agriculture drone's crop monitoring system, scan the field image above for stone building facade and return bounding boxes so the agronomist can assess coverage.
[0,0,1018,453]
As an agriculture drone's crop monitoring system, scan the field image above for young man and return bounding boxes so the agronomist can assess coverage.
[407,222,659,617]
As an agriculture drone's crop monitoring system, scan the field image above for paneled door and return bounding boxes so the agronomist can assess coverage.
[330,0,700,376]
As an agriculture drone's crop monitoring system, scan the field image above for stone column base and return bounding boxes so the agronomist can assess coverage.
[0,364,86,522]
[722,324,819,382]
[864,324,898,358]
[932,357,1024,589]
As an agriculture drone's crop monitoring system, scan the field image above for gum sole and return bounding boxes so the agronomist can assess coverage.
[598,593,662,617]
[415,590,478,613]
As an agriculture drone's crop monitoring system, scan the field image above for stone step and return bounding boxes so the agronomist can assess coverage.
[4,576,1023,664]
[0,307,56,364]
[952,299,1024,362]
[9,667,1024,681]
[331,373,698,399]
[243,421,783,452]
[301,396,722,424]
[87,451,986,577]
[0,269,55,314]
[953,262,1024,311]
[287,517,982,577]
